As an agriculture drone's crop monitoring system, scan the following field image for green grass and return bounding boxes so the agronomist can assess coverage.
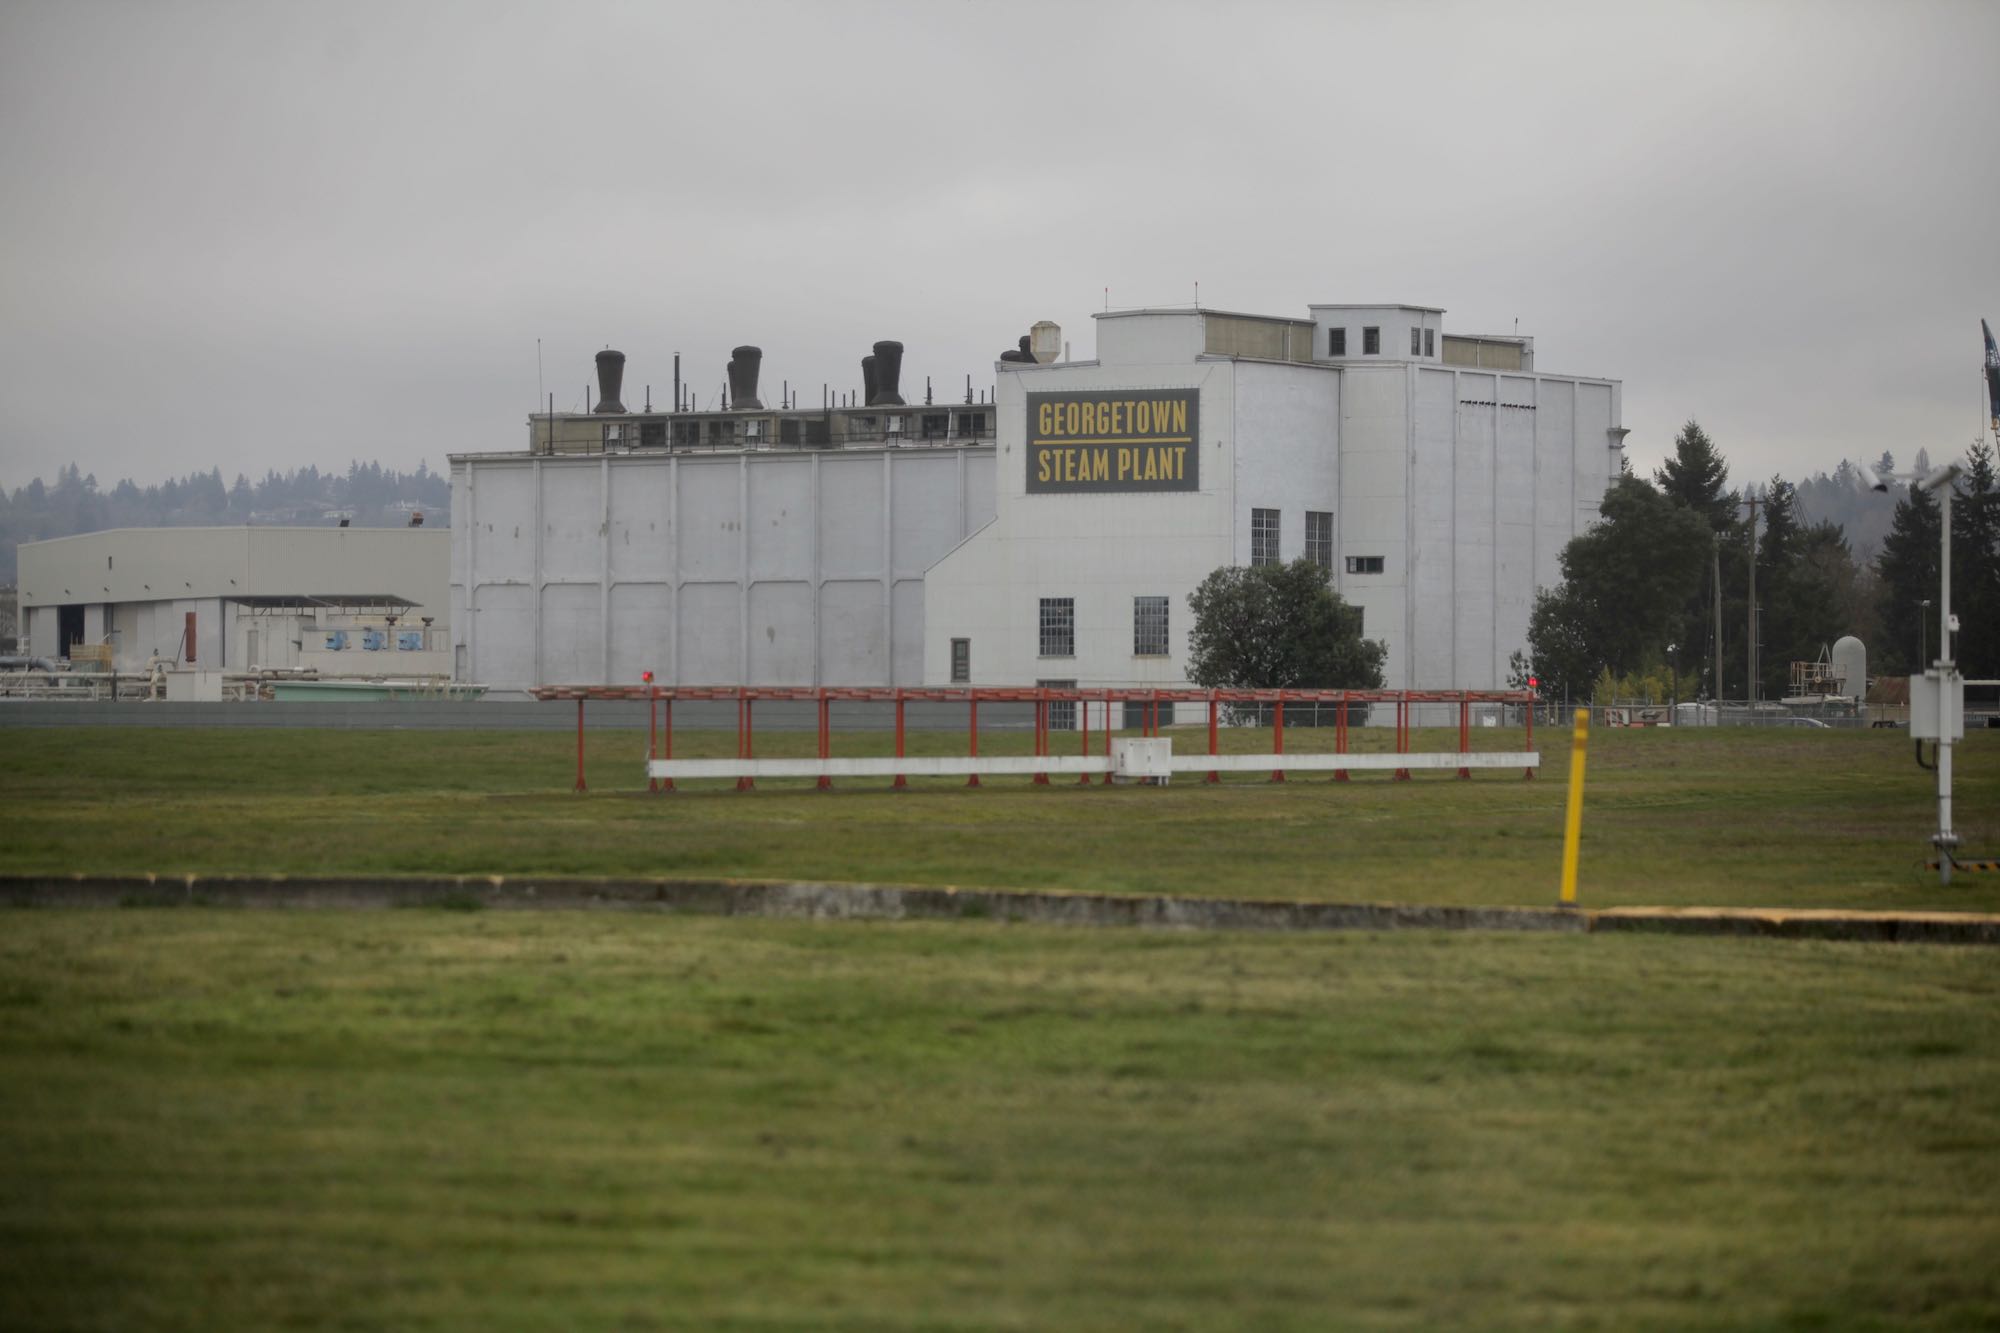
[0,912,1994,1331]
[1,724,1996,911]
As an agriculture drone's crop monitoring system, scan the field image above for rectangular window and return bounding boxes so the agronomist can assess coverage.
[921,413,949,439]
[1327,327,1346,356]
[640,421,666,448]
[1363,326,1380,355]
[1411,327,1423,356]
[1039,598,1074,657]
[779,418,801,445]
[1133,596,1169,656]
[955,411,987,436]
[950,638,970,683]
[1038,679,1077,731]
[1345,555,1385,574]
[674,419,699,446]
[1424,328,1435,357]
[1306,511,1333,570]
[1251,508,1280,566]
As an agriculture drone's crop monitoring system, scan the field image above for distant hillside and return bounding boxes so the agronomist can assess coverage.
[0,462,451,582]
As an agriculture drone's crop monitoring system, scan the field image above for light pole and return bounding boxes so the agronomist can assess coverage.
[1857,459,1963,884]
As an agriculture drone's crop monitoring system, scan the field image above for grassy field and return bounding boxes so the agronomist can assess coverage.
[1,724,1996,911]
[1,911,1995,1332]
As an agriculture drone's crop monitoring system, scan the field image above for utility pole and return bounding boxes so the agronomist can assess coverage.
[1741,495,1761,707]
[1712,535,1724,708]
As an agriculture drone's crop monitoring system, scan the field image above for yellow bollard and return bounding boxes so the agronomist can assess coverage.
[1559,707,1589,906]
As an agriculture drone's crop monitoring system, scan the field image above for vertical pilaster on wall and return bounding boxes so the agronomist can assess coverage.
[810,452,822,685]
[737,456,752,683]
[532,458,544,689]
[882,451,894,686]
[668,455,681,685]
[599,455,612,682]
[1449,368,1460,690]
[462,464,477,683]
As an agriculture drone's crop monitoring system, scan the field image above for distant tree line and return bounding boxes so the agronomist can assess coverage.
[0,461,451,582]
[1518,421,2000,702]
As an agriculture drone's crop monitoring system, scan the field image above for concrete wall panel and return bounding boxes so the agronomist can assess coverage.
[608,582,671,683]
[539,583,601,684]
[819,580,886,684]
[539,465,603,583]
[677,582,742,684]
[608,462,674,583]
[818,456,884,576]
[473,584,536,690]
[677,461,742,582]
[747,581,813,684]
[747,461,813,583]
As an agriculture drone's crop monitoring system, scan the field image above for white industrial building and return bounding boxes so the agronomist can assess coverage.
[451,304,1623,698]
[17,527,452,677]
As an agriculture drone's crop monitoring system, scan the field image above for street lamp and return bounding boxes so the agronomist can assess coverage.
[1856,459,1964,883]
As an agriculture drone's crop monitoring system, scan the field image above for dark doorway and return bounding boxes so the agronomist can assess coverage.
[57,604,85,659]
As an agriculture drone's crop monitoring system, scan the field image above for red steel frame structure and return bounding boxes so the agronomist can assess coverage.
[536,685,1538,793]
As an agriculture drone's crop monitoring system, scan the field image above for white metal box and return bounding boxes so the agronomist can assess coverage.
[1909,673,1964,741]
[1111,737,1172,785]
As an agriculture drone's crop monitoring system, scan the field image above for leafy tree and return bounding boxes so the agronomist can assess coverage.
[1185,558,1385,694]
[1525,475,1712,699]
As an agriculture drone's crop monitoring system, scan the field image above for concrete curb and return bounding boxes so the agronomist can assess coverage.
[3,874,1997,945]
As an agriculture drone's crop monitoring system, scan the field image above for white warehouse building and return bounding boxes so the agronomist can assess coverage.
[451,304,1623,697]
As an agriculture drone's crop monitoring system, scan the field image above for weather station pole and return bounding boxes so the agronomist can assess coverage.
[1856,456,1964,884]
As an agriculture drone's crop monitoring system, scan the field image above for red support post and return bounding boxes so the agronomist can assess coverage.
[1523,695,1536,779]
[817,693,832,790]
[648,689,658,793]
[966,698,981,787]
[1458,693,1472,779]
[1078,692,1093,784]
[661,698,674,792]
[893,693,907,789]
[1033,693,1050,784]
[1335,695,1349,781]
[1102,691,1114,783]
[1394,697,1411,781]
[1270,698,1286,783]
[1206,693,1219,784]
[737,691,755,791]
[574,697,587,793]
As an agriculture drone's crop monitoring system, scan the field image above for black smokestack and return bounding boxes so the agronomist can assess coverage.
[726,345,764,410]
[592,349,626,414]
[870,340,905,406]
[861,354,880,407]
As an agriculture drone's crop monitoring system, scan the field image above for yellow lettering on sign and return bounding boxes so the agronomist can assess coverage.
[1092,450,1109,481]
[1171,400,1187,434]
[1117,447,1133,479]
[1037,449,1050,483]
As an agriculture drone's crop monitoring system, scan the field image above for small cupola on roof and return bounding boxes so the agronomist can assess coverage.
[1309,304,1445,363]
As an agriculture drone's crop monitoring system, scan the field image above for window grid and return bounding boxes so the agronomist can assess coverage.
[1411,327,1423,355]
[1305,511,1333,571]
[1328,327,1346,356]
[1346,555,1385,574]
[1363,326,1380,355]
[1251,508,1280,567]
[1038,679,1077,730]
[1424,328,1435,357]
[950,638,970,683]
[1133,596,1170,656]
[1038,598,1074,657]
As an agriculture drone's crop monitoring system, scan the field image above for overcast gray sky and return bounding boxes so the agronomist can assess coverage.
[3,0,1997,496]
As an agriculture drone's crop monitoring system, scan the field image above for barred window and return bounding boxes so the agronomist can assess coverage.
[950,638,970,683]
[1306,511,1333,571]
[1346,555,1385,574]
[1133,596,1169,656]
[1411,327,1423,356]
[1363,326,1380,355]
[1327,327,1346,356]
[1251,508,1280,566]
[1424,328,1435,357]
[1039,598,1074,657]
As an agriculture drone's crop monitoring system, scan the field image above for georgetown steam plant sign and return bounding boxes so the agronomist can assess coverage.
[1026,388,1199,493]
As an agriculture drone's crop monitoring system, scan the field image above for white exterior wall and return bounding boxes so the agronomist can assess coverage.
[17,528,449,671]
[921,362,1235,690]
[451,447,996,693]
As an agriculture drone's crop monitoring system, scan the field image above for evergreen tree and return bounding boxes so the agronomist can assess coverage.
[1951,442,1999,676]
[1654,420,1735,529]
[1875,483,1942,675]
